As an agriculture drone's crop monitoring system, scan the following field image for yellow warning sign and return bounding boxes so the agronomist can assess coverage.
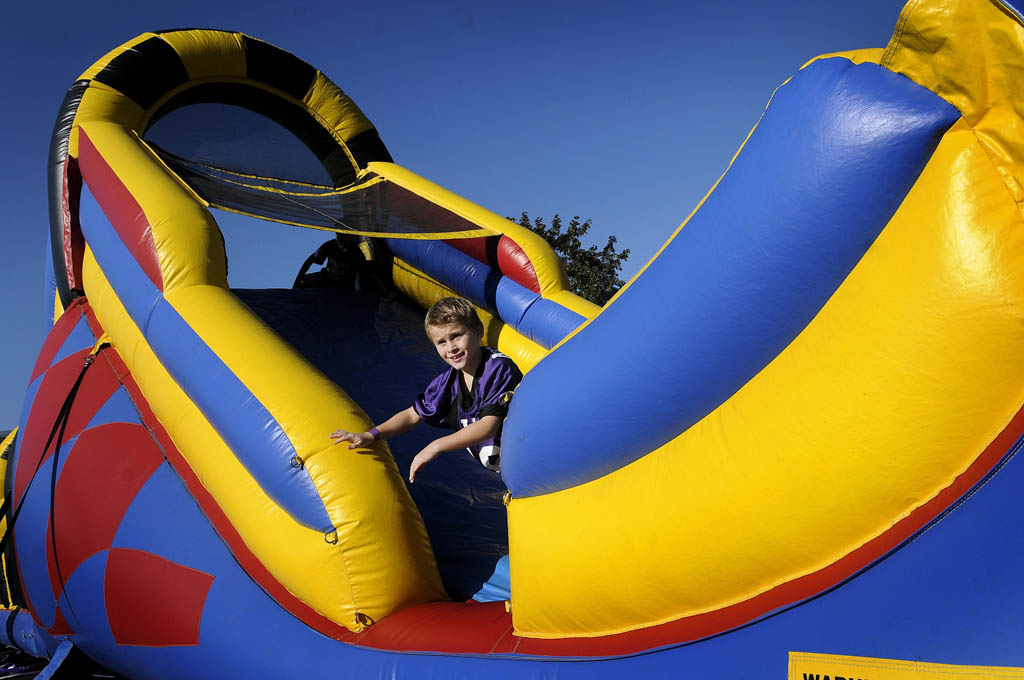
[789,652,1024,680]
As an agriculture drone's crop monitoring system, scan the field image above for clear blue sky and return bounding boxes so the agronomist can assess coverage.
[0,0,905,427]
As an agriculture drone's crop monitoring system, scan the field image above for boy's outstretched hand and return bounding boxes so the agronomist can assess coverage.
[409,442,442,483]
[331,429,374,449]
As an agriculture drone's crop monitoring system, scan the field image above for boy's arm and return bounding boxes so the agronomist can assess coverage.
[330,406,422,449]
[408,415,501,482]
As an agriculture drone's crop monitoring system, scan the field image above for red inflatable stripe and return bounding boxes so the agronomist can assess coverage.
[77,130,163,291]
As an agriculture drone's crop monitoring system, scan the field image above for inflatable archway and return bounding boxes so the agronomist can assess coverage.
[5,0,1024,677]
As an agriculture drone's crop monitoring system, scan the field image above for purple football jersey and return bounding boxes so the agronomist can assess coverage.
[414,347,523,471]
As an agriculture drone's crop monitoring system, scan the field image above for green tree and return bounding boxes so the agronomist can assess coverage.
[513,212,630,306]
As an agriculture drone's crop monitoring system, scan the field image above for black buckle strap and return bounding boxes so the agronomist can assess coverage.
[0,350,100,629]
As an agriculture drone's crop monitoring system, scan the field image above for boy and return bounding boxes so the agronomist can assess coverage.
[331,297,523,483]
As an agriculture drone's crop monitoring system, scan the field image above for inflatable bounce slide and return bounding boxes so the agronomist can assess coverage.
[4,0,1024,677]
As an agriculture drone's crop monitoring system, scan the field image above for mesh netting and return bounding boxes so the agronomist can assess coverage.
[156,149,495,239]
[143,99,493,239]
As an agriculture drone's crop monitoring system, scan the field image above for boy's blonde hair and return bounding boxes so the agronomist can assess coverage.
[425,297,484,333]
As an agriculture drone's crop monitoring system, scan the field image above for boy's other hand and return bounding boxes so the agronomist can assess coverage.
[331,429,374,449]
[409,443,442,483]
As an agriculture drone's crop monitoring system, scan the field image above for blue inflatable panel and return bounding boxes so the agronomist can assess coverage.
[79,183,334,533]
[502,57,962,497]
[112,464,228,575]
[58,551,112,648]
[83,386,139,432]
[508,288,584,349]
[14,443,71,629]
[48,315,97,371]
[388,238,499,310]
[0,610,57,658]
[12,373,43,492]
[471,554,511,602]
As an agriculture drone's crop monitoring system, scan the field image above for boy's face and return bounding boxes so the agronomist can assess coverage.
[427,322,483,372]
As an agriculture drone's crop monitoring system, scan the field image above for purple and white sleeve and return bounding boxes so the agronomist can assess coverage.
[414,370,453,428]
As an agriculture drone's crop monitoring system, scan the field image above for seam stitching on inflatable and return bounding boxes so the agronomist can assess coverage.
[881,0,921,68]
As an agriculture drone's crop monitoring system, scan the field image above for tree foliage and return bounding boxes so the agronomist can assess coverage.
[513,212,630,306]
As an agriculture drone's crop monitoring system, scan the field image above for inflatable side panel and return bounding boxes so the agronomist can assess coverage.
[504,14,1024,637]
[56,31,446,632]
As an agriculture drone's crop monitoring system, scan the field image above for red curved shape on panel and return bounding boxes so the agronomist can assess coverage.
[46,608,73,636]
[444,235,541,293]
[497,236,540,294]
[104,548,213,647]
[15,348,119,507]
[46,422,164,601]
[28,301,86,384]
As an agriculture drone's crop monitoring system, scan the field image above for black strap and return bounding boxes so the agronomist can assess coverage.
[0,353,95,573]
[0,495,11,531]
[47,357,90,629]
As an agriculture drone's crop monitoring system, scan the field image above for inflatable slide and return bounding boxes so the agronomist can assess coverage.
[3,0,1024,677]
